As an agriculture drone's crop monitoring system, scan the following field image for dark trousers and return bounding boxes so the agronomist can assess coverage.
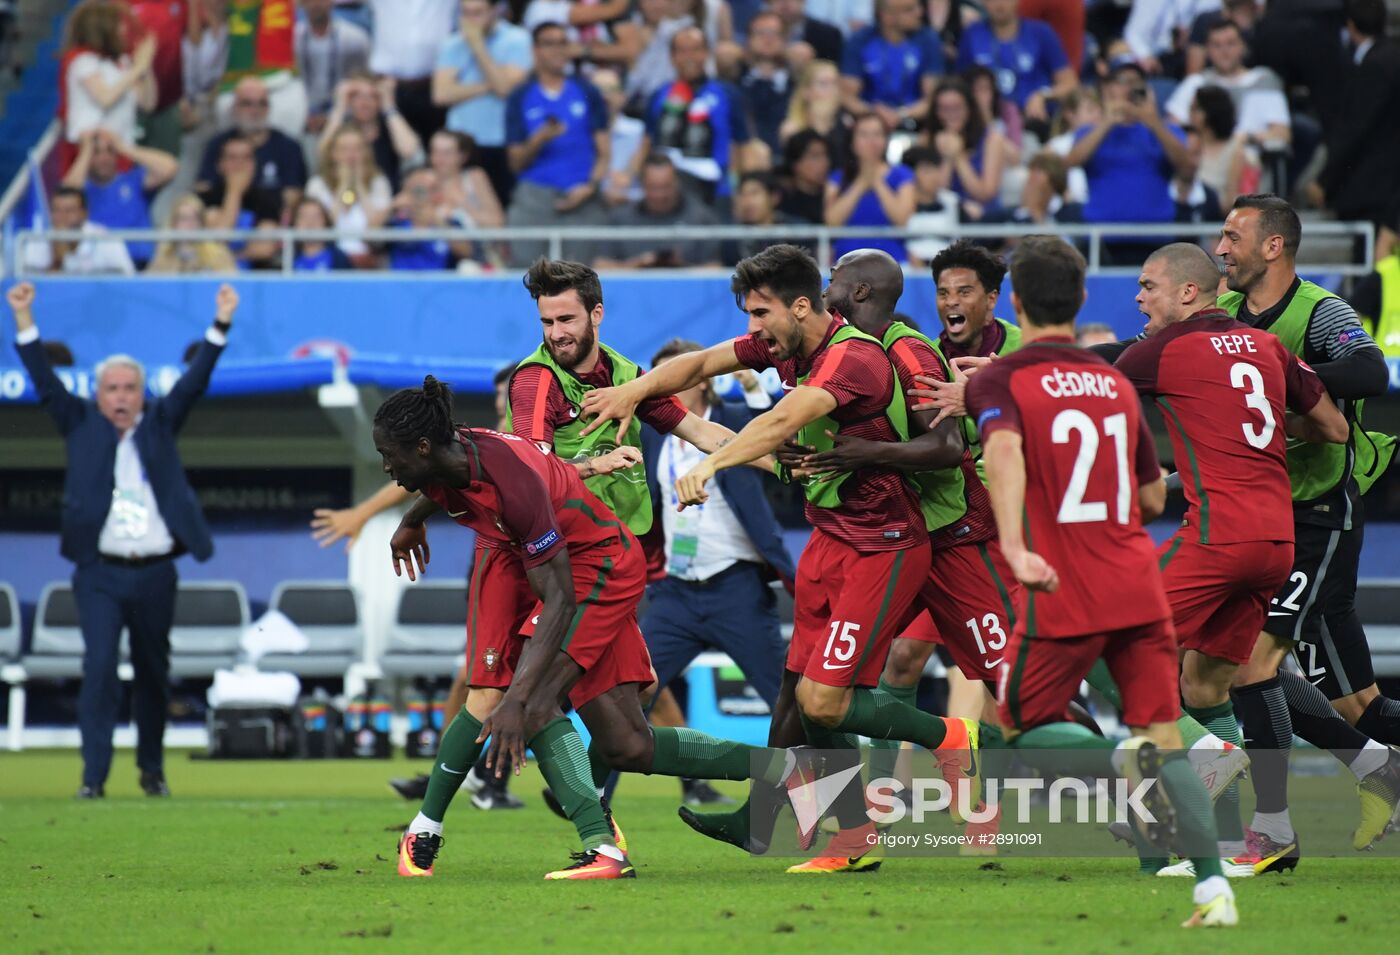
[641,562,785,709]
[72,559,177,787]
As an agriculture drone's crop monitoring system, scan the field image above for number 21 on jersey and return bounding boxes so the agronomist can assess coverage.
[1052,409,1131,525]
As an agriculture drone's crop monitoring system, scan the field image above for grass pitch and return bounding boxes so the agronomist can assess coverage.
[2,750,1397,954]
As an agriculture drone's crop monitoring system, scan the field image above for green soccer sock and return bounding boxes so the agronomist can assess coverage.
[868,678,918,781]
[587,737,611,792]
[1159,751,1224,882]
[648,726,786,781]
[530,718,615,853]
[798,714,871,831]
[1011,722,1116,777]
[833,686,952,749]
[1085,660,1123,710]
[1185,699,1246,844]
[420,708,485,823]
[1087,660,1213,750]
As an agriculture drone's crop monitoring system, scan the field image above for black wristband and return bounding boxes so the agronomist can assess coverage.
[213,318,232,333]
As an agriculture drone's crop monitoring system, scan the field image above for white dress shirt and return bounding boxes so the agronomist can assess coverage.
[98,414,177,559]
[368,0,459,78]
[657,406,764,582]
[23,221,135,275]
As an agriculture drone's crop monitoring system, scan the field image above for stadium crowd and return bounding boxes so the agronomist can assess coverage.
[27,0,1400,275]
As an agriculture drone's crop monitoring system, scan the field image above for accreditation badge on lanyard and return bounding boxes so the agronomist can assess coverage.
[109,449,152,541]
[666,435,703,578]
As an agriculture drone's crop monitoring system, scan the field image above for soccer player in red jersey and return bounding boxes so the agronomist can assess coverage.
[1114,243,1348,871]
[581,245,981,871]
[380,378,812,881]
[964,236,1237,928]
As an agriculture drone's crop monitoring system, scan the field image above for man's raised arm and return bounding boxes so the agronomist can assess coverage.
[579,338,747,440]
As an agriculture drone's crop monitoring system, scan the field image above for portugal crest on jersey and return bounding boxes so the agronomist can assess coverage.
[483,648,499,672]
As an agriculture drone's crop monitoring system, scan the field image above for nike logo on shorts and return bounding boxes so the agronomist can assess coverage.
[821,660,850,671]
[447,510,468,517]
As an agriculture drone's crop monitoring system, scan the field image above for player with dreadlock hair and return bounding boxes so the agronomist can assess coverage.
[380,377,812,881]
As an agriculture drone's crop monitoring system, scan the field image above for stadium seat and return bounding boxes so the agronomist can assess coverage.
[168,582,249,679]
[256,581,363,678]
[20,582,130,679]
[0,582,18,661]
[1357,579,1400,678]
[378,582,469,680]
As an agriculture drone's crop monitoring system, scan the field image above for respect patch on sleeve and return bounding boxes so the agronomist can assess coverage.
[525,528,560,556]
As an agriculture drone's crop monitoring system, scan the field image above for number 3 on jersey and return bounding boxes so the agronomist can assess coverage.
[1052,409,1131,524]
[1229,361,1277,450]
[822,620,860,670]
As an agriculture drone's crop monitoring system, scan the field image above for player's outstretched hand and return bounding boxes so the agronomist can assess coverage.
[675,461,715,509]
[6,282,36,332]
[477,697,527,779]
[950,355,993,378]
[215,284,239,324]
[389,522,431,580]
[907,373,965,427]
[802,428,878,475]
[590,445,643,476]
[311,506,368,551]
[579,383,639,442]
[1006,547,1059,593]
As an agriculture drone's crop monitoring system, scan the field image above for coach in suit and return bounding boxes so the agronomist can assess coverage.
[7,282,237,799]
[639,338,795,709]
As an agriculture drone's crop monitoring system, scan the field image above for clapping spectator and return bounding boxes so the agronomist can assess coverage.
[769,0,844,66]
[1065,65,1193,227]
[595,154,723,269]
[387,167,474,271]
[123,0,189,155]
[428,131,505,231]
[145,194,238,273]
[433,0,532,204]
[1165,20,1289,147]
[903,144,960,267]
[778,59,852,166]
[60,0,157,169]
[923,77,1009,218]
[505,22,611,265]
[306,125,394,261]
[839,0,943,129]
[296,0,372,136]
[365,0,458,144]
[61,129,178,269]
[1189,85,1256,209]
[955,0,1075,131]
[738,12,793,153]
[723,170,809,262]
[196,76,308,212]
[825,111,915,260]
[639,26,756,201]
[22,187,135,275]
[321,75,425,190]
[776,127,834,223]
[288,197,353,271]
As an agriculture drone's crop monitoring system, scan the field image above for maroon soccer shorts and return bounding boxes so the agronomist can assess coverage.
[790,528,930,688]
[520,540,654,709]
[900,541,1022,679]
[997,618,1181,731]
[463,545,535,689]
[1158,534,1294,665]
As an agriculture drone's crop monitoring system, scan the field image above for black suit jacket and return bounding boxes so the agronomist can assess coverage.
[17,334,224,566]
[1320,39,1400,221]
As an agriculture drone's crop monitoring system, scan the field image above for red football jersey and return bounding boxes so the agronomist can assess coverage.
[732,315,926,552]
[965,339,1170,638]
[510,355,687,448]
[1115,311,1324,545]
[421,428,631,569]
